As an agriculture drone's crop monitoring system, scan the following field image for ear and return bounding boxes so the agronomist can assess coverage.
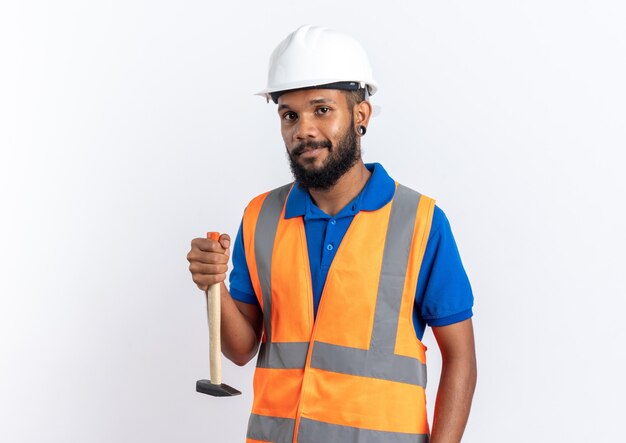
[353,100,372,127]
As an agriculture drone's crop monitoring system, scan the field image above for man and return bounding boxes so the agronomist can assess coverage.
[187,25,476,443]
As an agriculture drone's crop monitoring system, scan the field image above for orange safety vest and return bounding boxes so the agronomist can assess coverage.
[241,182,435,443]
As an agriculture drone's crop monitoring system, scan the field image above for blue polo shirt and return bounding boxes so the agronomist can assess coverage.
[229,163,473,340]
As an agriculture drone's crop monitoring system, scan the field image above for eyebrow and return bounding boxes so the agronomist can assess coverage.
[310,98,336,105]
[277,97,337,112]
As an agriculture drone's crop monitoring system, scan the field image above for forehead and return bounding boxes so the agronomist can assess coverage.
[277,88,348,109]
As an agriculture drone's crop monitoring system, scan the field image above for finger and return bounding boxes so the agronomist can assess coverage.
[192,273,226,291]
[219,233,231,257]
[187,251,229,265]
[191,237,226,253]
[189,263,228,275]
[219,233,231,250]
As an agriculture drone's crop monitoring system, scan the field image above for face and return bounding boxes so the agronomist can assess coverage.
[278,89,360,190]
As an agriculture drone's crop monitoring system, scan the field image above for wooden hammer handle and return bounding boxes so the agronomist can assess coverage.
[206,232,222,385]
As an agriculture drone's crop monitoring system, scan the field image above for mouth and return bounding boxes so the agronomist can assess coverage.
[298,146,325,157]
[292,141,332,157]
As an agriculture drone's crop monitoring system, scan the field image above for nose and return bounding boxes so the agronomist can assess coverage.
[294,114,319,140]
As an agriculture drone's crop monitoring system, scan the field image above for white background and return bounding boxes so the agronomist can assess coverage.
[1,1,625,442]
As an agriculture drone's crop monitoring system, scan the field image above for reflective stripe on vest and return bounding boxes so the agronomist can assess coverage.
[253,182,293,344]
[243,182,435,443]
[248,414,429,443]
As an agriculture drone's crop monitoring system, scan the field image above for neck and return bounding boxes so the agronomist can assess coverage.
[308,161,371,217]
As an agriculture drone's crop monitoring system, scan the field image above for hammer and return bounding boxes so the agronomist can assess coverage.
[196,232,241,397]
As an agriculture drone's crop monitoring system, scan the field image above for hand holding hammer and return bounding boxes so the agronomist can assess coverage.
[188,232,241,397]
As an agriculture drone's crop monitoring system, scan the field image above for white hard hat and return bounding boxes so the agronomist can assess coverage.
[257,25,378,103]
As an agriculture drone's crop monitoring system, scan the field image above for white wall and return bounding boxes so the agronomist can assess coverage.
[1,1,625,441]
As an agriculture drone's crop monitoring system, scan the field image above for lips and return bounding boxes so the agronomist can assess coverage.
[293,141,332,157]
[299,146,323,155]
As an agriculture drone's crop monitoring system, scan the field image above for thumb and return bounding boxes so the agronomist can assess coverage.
[219,233,231,256]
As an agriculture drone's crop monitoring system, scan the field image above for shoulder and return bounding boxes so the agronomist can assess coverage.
[430,205,449,234]
[394,182,435,204]
[391,182,453,246]
[244,182,294,214]
[423,205,459,250]
[393,183,437,226]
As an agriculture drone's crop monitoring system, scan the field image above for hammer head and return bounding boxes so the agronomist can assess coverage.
[196,379,241,397]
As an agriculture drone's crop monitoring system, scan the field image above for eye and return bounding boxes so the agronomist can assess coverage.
[282,111,297,121]
[317,106,331,115]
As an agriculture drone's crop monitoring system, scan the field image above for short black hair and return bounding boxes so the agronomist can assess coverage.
[345,88,367,109]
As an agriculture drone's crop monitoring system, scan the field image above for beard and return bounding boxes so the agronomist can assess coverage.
[286,120,360,191]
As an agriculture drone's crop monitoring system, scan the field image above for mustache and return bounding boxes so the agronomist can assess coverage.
[292,139,332,156]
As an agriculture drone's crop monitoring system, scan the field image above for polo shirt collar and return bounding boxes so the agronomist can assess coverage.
[284,163,396,220]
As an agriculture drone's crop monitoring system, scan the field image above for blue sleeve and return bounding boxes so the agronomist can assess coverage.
[228,220,260,305]
[415,206,473,329]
